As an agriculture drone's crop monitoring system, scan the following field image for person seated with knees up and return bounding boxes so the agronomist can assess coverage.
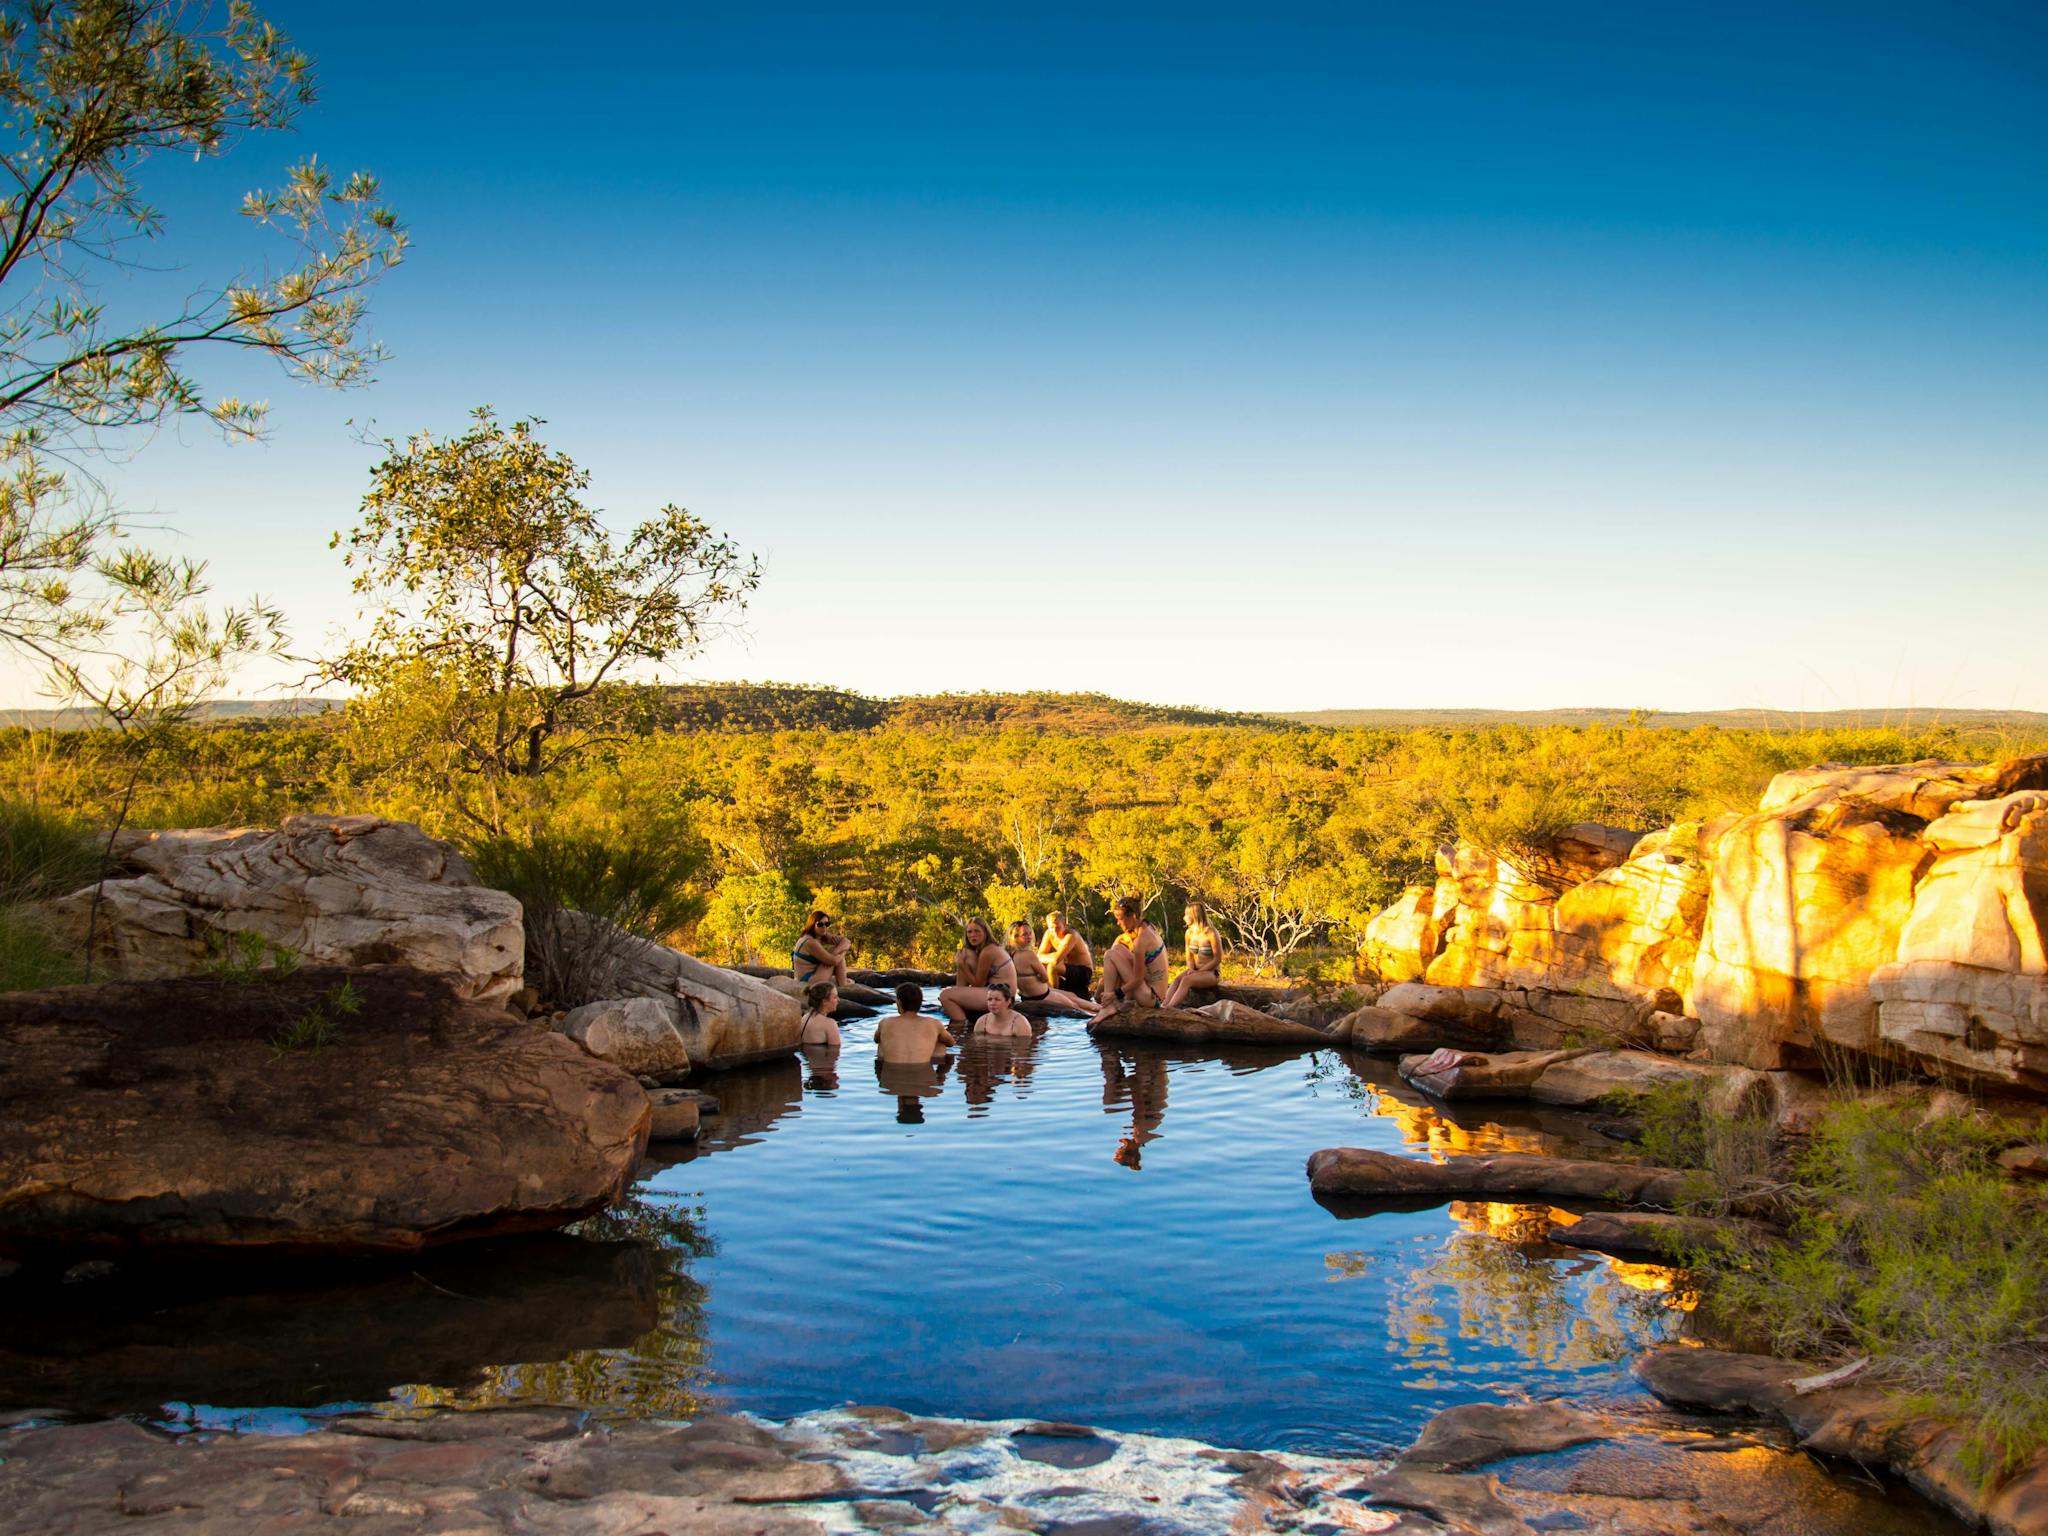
[1007,920,1094,1014]
[972,980,1034,1039]
[1092,895,1166,1021]
[1037,911,1093,996]
[792,910,851,989]
[799,980,841,1048]
[1161,900,1225,1009]
[938,916,1017,1026]
[875,982,957,1062]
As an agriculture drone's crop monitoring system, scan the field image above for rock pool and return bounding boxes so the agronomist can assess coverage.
[3,1017,1690,1459]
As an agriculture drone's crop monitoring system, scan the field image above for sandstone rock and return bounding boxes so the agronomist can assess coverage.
[1549,1210,1771,1260]
[1520,1048,1739,1108]
[1399,1047,1576,1099]
[1397,1401,1617,1472]
[1330,1002,1506,1054]
[646,1088,703,1142]
[561,996,692,1079]
[1377,982,1509,1030]
[0,967,648,1254]
[565,914,801,1071]
[1692,783,1930,1069]
[1307,1146,1691,1208]
[35,815,523,1007]
[1360,883,1436,982]
[1089,1002,1331,1047]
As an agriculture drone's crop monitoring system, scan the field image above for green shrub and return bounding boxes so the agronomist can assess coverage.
[469,827,707,1007]
[271,977,362,1054]
[1705,1097,2048,1478]
[0,907,81,991]
[696,870,811,967]
[0,800,103,904]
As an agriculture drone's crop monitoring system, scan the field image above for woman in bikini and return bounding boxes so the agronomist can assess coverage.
[1092,895,1167,1022]
[1006,920,1094,1015]
[799,980,841,1048]
[791,911,851,990]
[939,916,1019,1026]
[1162,900,1225,1008]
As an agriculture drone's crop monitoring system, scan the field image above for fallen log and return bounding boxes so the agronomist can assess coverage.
[1306,1146,1692,1209]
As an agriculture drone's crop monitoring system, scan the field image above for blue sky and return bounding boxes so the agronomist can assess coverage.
[45,1,2048,711]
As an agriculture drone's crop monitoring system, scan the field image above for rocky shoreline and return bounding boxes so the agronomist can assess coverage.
[0,1366,2001,1536]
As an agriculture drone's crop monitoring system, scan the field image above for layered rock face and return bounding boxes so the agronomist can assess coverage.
[0,968,648,1254]
[563,913,801,1071]
[1357,755,2048,1093]
[37,815,523,1007]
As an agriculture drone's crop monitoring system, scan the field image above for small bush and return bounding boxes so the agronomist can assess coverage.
[201,930,303,986]
[1699,1096,2048,1478]
[0,800,103,904]
[469,827,707,1008]
[0,907,81,991]
[271,977,364,1054]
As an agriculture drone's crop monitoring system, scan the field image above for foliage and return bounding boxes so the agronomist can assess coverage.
[0,795,97,901]
[0,901,76,988]
[200,927,300,985]
[270,975,360,1053]
[468,824,707,1007]
[696,870,810,967]
[1673,1094,2048,1477]
[325,409,759,833]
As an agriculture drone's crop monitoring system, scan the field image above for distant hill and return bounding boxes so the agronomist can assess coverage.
[1276,706,2048,730]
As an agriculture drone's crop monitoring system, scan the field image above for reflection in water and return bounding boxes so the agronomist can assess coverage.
[1302,1051,1636,1162]
[399,1198,715,1421]
[876,1053,953,1123]
[0,1235,663,1419]
[1099,1045,1169,1169]
[1382,1201,1679,1387]
[689,1057,807,1158]
[960,1032,1040,1112]
[802,1041,842,1092]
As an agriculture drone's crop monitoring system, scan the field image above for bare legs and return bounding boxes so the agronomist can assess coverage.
[1161,963,1218,1010]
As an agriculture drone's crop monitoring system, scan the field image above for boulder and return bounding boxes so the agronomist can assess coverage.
[0,967,648,1255]
[1329,1002,1505,1054]
[646,1088,703,1142]
[1307,1146,1691,1208]
[1398,1047,1577,1099]
[1870,791,2048,1094]
[561,997,692,1080]
[564,914,801,1071]
[1519,1048,1741,1108]
[1359,884,1435,982]
[1376,982,1509,1031]
[1549,1210,1771,1260]
[35,815,523,1007]
[1691,781,1931,1068]
[1088,1002,1331,1047]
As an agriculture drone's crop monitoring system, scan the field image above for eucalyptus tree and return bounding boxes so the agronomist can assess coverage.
[327,408,761,834]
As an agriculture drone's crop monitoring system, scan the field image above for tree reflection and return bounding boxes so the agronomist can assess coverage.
[1383,1202,1682,1376]
[396,1193,715,1421]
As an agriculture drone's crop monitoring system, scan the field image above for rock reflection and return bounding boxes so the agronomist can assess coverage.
[686,1056,807,1159]
[1381,1201,1683,1383]
[0,1234,664,1419]
[1310,1051,1642,1162]
[801,1040,842,1092]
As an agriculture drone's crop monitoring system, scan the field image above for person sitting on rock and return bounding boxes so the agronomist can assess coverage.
[792,910,851,990]
[1161,900,1225,1009]
[939,916,1018,1025]
[1037,911,1093,996]
[972,980,1035,1039]
[799,980,841,1048]
[1092,896,1166,1022]
[1008,920,1094,1014]
[876,982,957,1062]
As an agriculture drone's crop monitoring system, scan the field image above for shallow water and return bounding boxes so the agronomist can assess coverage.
[3,1015,1692,1459]
[430,1015,1687,1457]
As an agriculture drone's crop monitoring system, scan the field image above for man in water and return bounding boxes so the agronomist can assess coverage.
[939,916,1017,1025]
[972,981,1034,1039]
[876,982,957,1062]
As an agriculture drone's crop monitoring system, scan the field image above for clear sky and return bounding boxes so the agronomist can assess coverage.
[41,0,2048,713]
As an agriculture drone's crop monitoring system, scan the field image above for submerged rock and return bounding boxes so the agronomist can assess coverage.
[0,967,648,1255]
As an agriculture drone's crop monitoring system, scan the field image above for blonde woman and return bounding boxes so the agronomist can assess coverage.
[1007,920,1093,1015]
[1162,901,1224,1008]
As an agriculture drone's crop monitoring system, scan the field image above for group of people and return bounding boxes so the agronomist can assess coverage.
[789,898,1227,1042]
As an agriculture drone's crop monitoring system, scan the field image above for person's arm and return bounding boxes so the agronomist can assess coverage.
[974,947,999,986]
[955,948,973,986]
[934,1023,957,1048]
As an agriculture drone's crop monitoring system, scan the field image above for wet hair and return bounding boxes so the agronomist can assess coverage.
[988,980,1013,1003]
[1116,895,1142,924]
[895,982,923,1013]
[802,981,835,1014]
[801,910,832,940]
